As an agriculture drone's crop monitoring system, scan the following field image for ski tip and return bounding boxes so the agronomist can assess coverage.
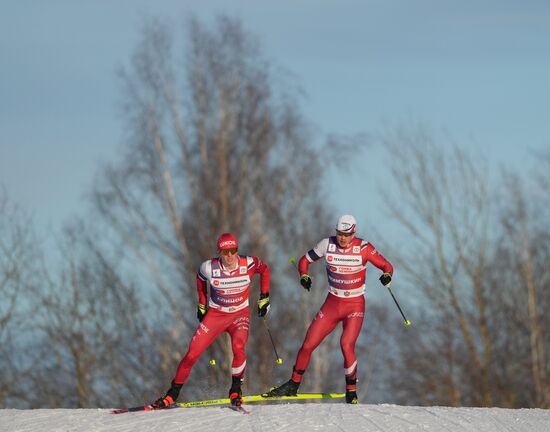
[110,404,158,414]
[110,409,128,415]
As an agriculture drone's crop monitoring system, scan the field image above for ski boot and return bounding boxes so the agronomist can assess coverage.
[345,375,358,404]
[264,379,300,397]
[345,390,358,404]
[152,382,183,409]
[229,376,243,406]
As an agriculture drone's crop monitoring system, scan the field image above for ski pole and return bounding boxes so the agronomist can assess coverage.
[386,285,411,326]
[262,318,283,364]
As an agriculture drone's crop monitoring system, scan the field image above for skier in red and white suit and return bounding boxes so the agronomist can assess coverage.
[153,232,270,408]
[265,215,393,404]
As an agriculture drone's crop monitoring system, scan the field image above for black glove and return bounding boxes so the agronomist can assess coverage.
[197,304,207,322]
[300,274,312,291]
[257,293,270,317]
[379,272,392,286]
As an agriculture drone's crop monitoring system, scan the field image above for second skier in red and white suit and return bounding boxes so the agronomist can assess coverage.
[265,215,393,404]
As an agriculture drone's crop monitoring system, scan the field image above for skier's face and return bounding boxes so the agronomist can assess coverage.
[220,248,238,268]
[336,230,354,248]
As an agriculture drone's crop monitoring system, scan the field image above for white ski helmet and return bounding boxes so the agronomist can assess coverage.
[336,214,357,234]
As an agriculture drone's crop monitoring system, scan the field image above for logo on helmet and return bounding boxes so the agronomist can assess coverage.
[217,232,239,252]
[336,215,357,233]
[219,240,237,248]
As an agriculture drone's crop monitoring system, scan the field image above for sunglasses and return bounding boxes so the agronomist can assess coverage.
[220,248,238,255]
[336,231,354,237]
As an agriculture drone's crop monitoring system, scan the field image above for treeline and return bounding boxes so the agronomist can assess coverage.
[1,16,548,409]
[377,131,550,407]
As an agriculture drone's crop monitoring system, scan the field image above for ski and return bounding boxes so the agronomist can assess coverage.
[257,392,345,402]
[111,392,344,414]
[176,392,345,408]
[111,404,177,414]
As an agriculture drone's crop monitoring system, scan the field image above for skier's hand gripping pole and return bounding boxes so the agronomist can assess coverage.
[290,257,311,291]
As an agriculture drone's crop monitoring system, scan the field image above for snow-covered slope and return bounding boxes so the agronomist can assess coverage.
[2,403,550,432]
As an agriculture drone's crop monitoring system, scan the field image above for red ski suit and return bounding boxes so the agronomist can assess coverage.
[292,236,393,385]
[171,255,270,385]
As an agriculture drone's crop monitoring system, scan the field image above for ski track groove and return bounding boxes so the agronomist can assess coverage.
[368,405,424,429]
[241,403,356,432]
[423,406,471,431]
[490,413,536,432]
[356,412,387,432]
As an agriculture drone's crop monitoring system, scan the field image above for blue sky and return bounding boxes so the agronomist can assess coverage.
[1,0,549,246]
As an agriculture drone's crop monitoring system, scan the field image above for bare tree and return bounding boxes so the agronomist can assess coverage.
[378,126,496,406]
[492,165,550,408]
[24,220,171,408]
[378,128,550,408]
[0,190,43,408]
[88,15,342,401]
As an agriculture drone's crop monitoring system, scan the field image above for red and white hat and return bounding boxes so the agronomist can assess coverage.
[336,215,357,233]
[217,232,238,252]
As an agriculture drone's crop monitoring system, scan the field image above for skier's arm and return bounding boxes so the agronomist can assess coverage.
[298,254,311,276]
[364,243,393,285]
[298,238,328,290]
[196,275,208,306]
[298,238,328,275]
[252,256,270,295]
[196,261,210,306]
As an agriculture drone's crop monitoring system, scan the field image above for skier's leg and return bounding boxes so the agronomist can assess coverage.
[292,294,341,381]
[264,295,340,397]
[340,296,364,404]
[226,312,250,405]
[153,313,227,409]
[227,314,249,377]
[172,310,227,385]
